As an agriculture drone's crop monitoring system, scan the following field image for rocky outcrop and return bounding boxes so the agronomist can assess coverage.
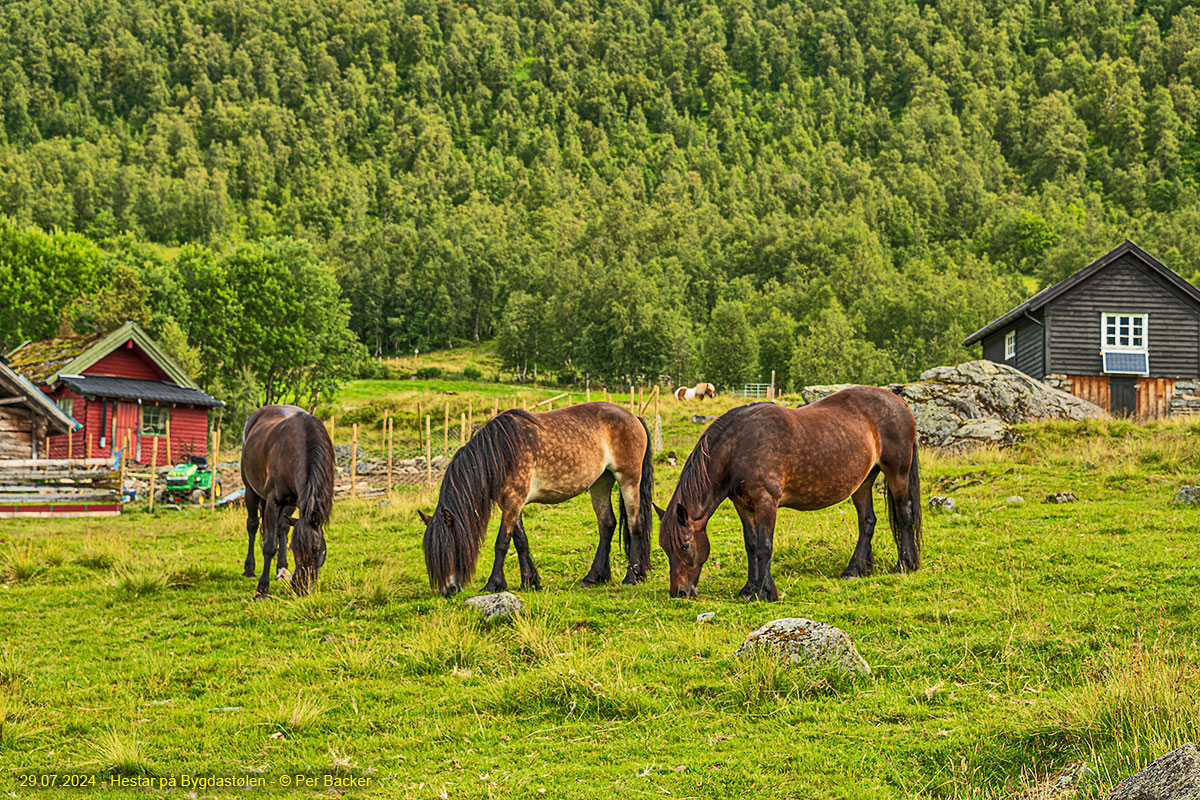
[800,361,1106,451]
[464,591,525,619]
[1105,743,1200,800]
[736,618,870,676]
[1173,486,1200,506]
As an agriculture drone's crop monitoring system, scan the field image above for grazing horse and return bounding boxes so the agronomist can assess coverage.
[657,386,921,600]
[241,404,335,597]
[675,382,716,402]
[420,402,654,596]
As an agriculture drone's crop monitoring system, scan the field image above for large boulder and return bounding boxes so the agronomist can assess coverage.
[1105,743,1200,800]
[736,618,870,676]
[801,361,1105,451]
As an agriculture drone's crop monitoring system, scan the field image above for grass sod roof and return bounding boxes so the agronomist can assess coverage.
[4,330,108,384]
[5,321,202,390]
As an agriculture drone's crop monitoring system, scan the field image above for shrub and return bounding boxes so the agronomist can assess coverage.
[415,366,441,380]
[462,365,483,381]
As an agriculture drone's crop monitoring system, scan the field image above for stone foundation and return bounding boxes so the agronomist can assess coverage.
[1171,379,1200,414]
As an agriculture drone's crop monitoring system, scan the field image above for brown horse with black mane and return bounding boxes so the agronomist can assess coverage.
[241,404,335,598]
[420,402,654,596]
[657,386,921,600]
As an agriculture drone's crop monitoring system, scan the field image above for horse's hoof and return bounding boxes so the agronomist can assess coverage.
[481,583,506,594]
[254,592,269,602]
[243,569,255,578]
[521,577,543,591]
[841,565,872,580]
[277,567,292,582]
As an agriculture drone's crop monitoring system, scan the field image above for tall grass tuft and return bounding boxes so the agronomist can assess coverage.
[90,727,153,775]
[3,541,42,583]
[491,650,658,720]
[0,692,41,748]
[1040,636,1200,783]
[403,611,492,675]
[74,538,130,571]
[721,653,855,709]
[267,695,332,733]
[113,568,168,596]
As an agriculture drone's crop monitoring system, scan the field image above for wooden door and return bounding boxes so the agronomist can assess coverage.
[114,401,139,461]
[1069,375,1110,411]
[1110,378,1136,418]
[1136,377,1175,422]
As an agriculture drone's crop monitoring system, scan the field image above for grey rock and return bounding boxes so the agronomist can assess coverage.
[691,414,717,424]
[1105,743,1200,800]
[1173,486,1200,506]
[1006,495,1025,504]
[736,618,870,676]
[464,591,525,619]
[696,612,716,623]
[928,496,956,512]
[1046,492,1078,504]
[800,384,855,405]
[804,360,1106,452]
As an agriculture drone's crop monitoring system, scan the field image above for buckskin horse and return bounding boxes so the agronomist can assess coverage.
[241,404,335,598]
[420,402,654,596]
[657,386,922,600]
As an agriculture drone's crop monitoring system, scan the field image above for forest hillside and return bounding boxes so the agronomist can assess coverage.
[4,0,1200,390]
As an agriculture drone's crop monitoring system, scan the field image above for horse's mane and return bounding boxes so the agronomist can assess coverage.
[425,409,538,587]
[668,403,768,546]
[293,413,335,568]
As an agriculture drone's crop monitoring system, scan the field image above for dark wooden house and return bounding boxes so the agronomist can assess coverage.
[0,357,79,460]
[964,241,1200,420]
[6,322,224,465]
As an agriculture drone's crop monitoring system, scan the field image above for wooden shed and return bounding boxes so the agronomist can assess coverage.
[964,241,1200,421]
[0,358,79,459]
[6,322,224,465]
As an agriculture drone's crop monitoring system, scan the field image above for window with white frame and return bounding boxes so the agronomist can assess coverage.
[141,404,170,436]
[1004,330,1016,360]
[1101,313,1149,375]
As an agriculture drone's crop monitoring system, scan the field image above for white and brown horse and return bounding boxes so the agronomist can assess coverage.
[420,402,654,596]
[674,382,716,402]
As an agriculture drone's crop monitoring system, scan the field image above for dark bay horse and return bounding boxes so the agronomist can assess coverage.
[657,386,921,600]
[420,402,654,596]
[241,404,335,597]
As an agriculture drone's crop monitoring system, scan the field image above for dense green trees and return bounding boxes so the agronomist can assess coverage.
[5,0,1200,388]
[0,218,363,426]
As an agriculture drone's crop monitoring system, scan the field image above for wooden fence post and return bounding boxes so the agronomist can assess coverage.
[425,415,432,489]
[86,432,92,461]
[460,412,466,448]
[351,423,358,495]
[165,415,171,466]
[119,434,127,503]
[149,439,158,512]
[416,402,423,453]
[210,429,221,512]
[467,398,473,438]
[387,418,394,494]
[492,398,499,418]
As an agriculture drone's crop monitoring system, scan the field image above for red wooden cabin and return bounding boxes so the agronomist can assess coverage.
[7,322,224,465]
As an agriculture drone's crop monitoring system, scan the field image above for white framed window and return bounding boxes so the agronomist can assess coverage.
[1100,313,1149,375]
[1004,330,1016,360]
[141,404,170,436]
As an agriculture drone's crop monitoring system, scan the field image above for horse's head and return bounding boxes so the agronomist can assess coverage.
[655,502,710,598]
[703,383,715,398]
[290,517,327,594]
[419,508,464,596]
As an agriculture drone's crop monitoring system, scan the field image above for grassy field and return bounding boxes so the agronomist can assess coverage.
[2,387,1199,799]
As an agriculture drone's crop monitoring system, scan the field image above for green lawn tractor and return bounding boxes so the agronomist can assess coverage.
[159,456,222,504]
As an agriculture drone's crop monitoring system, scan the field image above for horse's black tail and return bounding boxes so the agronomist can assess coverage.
[885,438,922,571]
[619,415,654,576]
[294,415,334,564]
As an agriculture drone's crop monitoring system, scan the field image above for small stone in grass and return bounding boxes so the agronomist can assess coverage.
[1172,485,1200,506]
[696,612,716,623]
[928,496,955,512]
[736,618,870,676]
[465,591,525,619]
[1006,496,1025,504]
[1046,491,1077,503]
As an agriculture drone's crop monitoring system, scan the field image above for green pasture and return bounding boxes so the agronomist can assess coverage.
[1,400,1199,799]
